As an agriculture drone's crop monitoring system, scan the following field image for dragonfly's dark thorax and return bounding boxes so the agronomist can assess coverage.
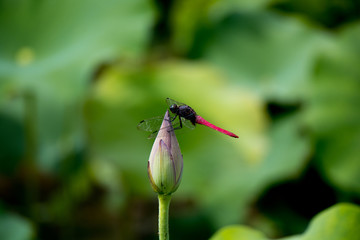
[177,105,197,125]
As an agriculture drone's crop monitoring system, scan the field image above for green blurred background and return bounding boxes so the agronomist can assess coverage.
[1,0,360,239]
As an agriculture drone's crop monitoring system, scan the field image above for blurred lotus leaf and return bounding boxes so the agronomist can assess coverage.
[0,212,34,240]
[210,203,360,240]
[0,0,155,171]
[200,11,325,102]
[171,0,274,53]
[304,24,360,195]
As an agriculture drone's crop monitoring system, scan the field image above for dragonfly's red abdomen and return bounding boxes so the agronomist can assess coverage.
[195,115,239,138]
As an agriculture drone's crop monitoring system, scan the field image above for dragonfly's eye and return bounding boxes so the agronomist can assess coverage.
[169,104,177,113]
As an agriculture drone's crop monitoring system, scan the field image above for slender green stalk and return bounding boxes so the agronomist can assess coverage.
[23,92,38,221]
[158,194,172,240]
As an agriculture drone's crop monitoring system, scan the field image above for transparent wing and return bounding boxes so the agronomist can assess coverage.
[138,115,179,139]
[166,98,187,107]
[137,110,181,132]
[137,116,164,132]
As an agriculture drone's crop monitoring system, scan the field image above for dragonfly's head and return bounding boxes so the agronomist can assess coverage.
[169,104,178,114]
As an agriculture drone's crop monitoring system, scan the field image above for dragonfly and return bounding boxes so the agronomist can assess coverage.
[138,98,239,139]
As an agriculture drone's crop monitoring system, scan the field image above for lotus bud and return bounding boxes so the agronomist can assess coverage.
[147,110,183,195]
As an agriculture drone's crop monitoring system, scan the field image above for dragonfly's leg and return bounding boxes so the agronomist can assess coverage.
[170,114,178,122]
[179,117,183,128]
[173,117,183,130]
